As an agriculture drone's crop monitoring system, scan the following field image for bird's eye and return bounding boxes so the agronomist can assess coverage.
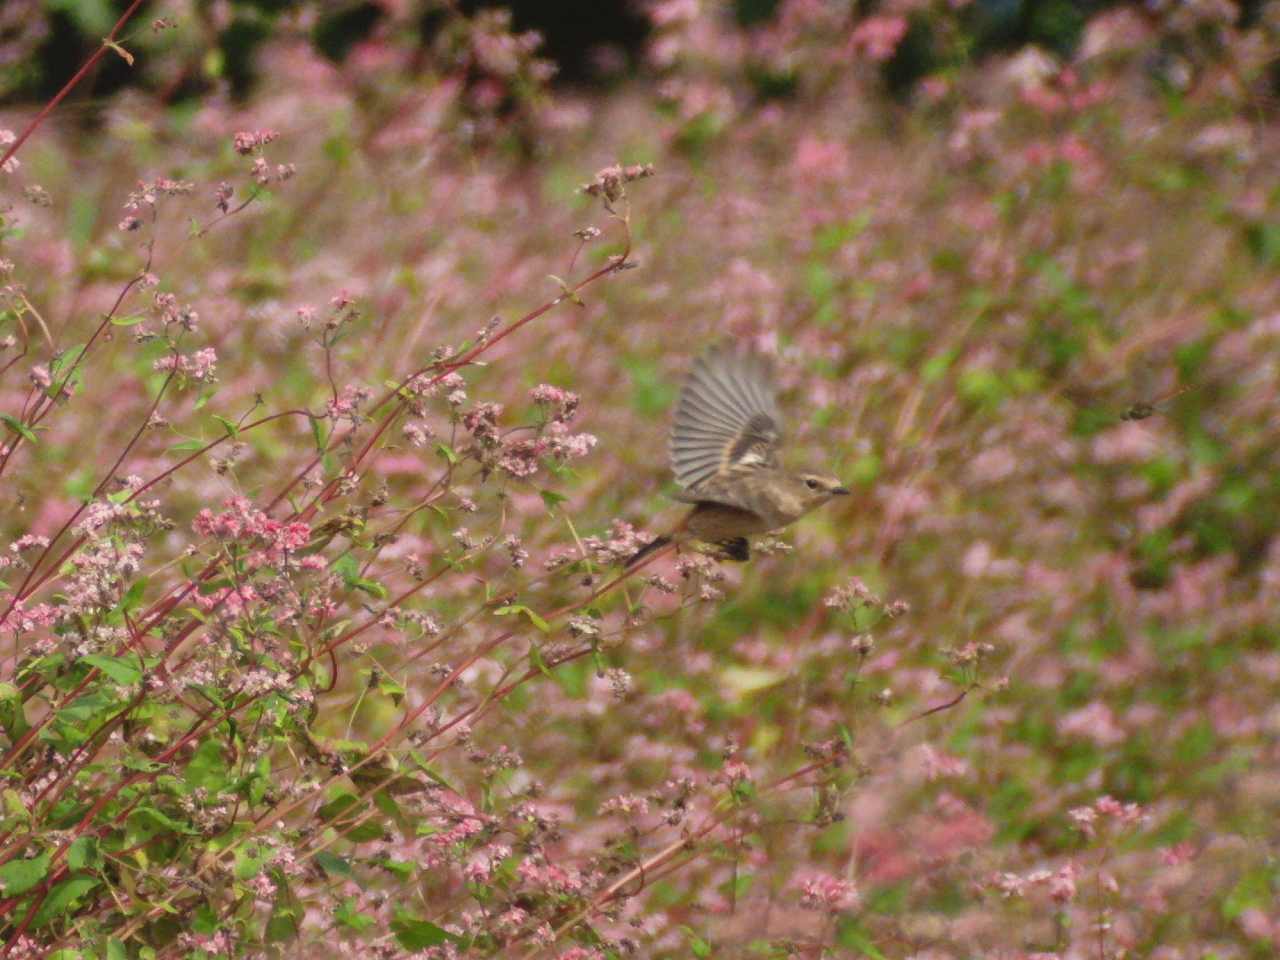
[805,478,819,490]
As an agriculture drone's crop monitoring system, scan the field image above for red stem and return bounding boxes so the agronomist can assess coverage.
[0,0,150,173]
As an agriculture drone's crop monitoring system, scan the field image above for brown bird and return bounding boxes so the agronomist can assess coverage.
[626,345,849,568]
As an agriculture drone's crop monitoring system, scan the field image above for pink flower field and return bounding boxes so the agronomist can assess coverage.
[0,2,1278,957]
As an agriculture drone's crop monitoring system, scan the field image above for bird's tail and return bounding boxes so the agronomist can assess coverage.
[624,534,672,571]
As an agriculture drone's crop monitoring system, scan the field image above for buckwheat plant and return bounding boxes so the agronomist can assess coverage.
[4,2,1280,958]
[0,78,677,952]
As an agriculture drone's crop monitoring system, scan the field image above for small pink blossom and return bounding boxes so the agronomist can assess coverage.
[1049,862,1077,904]
[1058,701,1125,747]
[153,347,217,383]
[530,383,580,422]
[9,534,50,553]
[233,129,279,155]
[849,15,908,62]
[921,744,968,781]
[798,873,860,912]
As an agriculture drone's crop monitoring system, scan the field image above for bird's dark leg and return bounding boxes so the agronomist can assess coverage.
[713,538,750,562]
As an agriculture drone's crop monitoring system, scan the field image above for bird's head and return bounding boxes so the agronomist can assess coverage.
[792,472,851,513]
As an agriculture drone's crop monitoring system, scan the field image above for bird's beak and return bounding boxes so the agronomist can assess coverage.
[832,486,851,496]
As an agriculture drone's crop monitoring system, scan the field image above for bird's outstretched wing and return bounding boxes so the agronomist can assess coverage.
[668,346,783,499]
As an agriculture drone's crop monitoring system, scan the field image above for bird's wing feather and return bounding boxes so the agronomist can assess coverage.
[671,468,765,516]
[669,346,783,497]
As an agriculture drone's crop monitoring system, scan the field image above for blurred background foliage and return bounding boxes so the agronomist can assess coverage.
[7,0,1278,108]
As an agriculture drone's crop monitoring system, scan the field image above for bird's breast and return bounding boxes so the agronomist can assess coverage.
[756,485,804,527]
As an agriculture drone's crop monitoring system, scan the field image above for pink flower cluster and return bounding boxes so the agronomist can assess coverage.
[991,861,1079,904]
[192,496,310,567]
[233,129,279,155]
[1068,795,1146,839]
[849,15,908,62]
[530,383,580,423]
[461,397,597,479]
[153,347,217,383]
[798,872,860,912]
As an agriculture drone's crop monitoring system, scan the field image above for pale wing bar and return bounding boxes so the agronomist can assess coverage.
[669,346,783,491]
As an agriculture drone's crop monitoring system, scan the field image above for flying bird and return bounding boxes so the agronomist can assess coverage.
[626,345,849,568]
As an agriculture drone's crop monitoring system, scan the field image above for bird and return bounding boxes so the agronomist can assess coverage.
[625,344,850,569]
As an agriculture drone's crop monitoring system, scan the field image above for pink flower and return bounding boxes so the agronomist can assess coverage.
[921,744,968,781]
[233,129,279,155]
[10,534,50,553]
[153,347,217,383]
[1058,701,1125,747]
[517,860,584,895]
[600,793,649,817]
[792,136,849,184]
[556,949,604,960]
[1239,908,1280,943]
[1160,841,1196,866]
[326,383,373,420]
[530,383,580,422]
[798,873,860,912]
[1049,862,1078,904]
[1068,805,1098,838]
[850,15,908,63]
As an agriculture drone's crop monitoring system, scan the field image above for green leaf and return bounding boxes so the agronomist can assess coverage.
[106,940,127,960]
[0,683,29,742]
[265,879,302,942]
[33,873,99,927]
[333,553,360,588]
[109,313,147,326]
[391,908,455,949]
[1222,867,1274,920]
[66,837,99,871]
[317,791,386,843]
[167,438,207,454]
[44,689,120,748]
[310,415,327,452]
[407,757,457,793]
[192,903,219,935]
[493,604,549,633]
[0,414,37,444]
[119,577,148,613]
[81,653,142,687]
[836,918,890,959]
[2,788,31,828]
[0,850,50,896]
[529,644,554,680]
[376,674,405,705]
[353,576,387,600]
[435,442,458,465]
[128,805,197,836]
[1244,221,1280,267]
[539,489,567,513]
[334,897,376,932]
[314,851,352,878]
[232,844,273,881]
[212,414,239,438]
[380,858,414,879]
[193,386,218,411]
[185,738,228,792]
[680,927,713,958]
[547,274,584,306]
[47,343,86,398]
